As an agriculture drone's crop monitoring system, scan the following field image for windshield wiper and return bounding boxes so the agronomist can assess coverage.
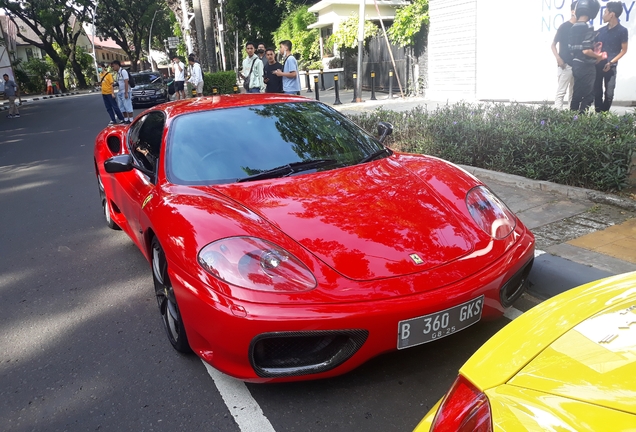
[237,159,338,183]
[359,147,391,164]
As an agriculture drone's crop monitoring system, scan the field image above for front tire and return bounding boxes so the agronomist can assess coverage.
[97,174,120,230]
[151,237,191,353]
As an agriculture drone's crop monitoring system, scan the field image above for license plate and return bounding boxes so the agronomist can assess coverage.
[397,296,484,349]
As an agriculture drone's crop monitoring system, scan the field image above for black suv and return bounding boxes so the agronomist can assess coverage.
[130,71,169,108]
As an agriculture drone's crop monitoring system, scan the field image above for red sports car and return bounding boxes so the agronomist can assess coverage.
[94,94,534,383]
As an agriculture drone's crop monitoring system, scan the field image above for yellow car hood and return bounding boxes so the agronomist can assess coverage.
[508,298,636,414]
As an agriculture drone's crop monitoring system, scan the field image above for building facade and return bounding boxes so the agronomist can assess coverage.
[427,0,636,104]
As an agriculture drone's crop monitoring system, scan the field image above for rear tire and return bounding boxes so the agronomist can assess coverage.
[151,237,191,353]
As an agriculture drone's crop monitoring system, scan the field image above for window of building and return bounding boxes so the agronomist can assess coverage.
[26,48,34,60]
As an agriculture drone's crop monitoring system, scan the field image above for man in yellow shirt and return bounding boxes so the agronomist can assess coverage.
[99,64,124,125]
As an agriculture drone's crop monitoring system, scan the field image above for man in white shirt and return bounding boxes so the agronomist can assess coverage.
[172,55,186,100]
[240,42,264,93]
[110,60,133,124]
[188,55,204,97]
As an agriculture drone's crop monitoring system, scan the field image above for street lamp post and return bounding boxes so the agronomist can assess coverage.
[148,10,159,71]
[164,39,171,76]
[92,3,99,84]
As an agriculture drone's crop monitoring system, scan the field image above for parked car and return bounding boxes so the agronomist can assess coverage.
[94,94,535,383]
[414,272,636,431]
[130,71,168,108]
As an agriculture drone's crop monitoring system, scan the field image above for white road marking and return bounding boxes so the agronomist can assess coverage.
[535,249,546,257]
[203,361,277,432]
[504,307,524,321]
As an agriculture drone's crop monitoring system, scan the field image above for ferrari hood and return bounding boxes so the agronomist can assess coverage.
[213,158,476,280]
[508,297,636,415]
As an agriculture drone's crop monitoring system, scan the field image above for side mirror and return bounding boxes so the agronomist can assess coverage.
[104,154,134,173]
[377,121,393,143]
[104,154,154,178]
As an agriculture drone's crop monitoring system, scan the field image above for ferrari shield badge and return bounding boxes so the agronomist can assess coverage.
[142,194,153,209]
[409,253,424,265]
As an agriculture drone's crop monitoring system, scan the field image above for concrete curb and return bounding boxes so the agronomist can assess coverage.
[459,164,636,212]
[0,91,82,109]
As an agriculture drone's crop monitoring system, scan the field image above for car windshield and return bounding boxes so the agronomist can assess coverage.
[134,73,162,85]
[166,102,387,185]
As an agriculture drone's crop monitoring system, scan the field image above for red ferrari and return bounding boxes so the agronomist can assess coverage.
[94,94,534,383]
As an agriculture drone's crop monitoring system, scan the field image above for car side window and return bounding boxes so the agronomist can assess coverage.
[129,112,166,172]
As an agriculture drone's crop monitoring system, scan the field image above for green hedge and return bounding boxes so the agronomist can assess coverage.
[203,71,238,95]
[350,103,636,192]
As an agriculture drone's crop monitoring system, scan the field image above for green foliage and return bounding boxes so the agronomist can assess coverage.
[350,103,636,192]
[272,6,320,64]
[301,60,324,71]
[96,0,171,70]
[388,0,429,54]
[15,57,57,93]
[203,71,237,95]
[331,15,379,54]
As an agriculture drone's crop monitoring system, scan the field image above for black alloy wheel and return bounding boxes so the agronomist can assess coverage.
[97,174,120,230]
[151,237,191,353]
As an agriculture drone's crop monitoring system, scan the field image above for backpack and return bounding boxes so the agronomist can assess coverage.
[126,69,136,88]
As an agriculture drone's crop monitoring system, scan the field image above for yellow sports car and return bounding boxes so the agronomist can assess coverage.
[414,272,636,431]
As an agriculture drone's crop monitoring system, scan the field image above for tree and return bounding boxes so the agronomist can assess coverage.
[95,0,171,71]
[272,6,320,66]
[199,0,217,72]
[330,15,379,56]
[0,0,93,91]
[387,0,429,57]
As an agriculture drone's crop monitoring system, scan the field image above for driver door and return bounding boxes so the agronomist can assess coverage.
[118,111,166,252]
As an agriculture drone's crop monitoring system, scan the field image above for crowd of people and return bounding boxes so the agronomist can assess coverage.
[240,39,301,94]
[552,0,629,112]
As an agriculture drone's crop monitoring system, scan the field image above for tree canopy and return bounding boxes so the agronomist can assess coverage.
[330,15,379,54]
[387,0,429,56]
[272,6,319,64]
[95,0,172,71]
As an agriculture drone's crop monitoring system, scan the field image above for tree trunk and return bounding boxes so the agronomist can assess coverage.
[201,0,217,72]
[192,0,208,70]
[54,59,68,92]
[70,59,88,88]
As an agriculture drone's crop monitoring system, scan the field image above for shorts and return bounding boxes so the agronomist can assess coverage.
[117,90,133,113]
[174,81,185,91]
[196,81,204,94]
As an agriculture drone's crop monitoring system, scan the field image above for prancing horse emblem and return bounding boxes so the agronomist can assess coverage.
[410,253,424,265]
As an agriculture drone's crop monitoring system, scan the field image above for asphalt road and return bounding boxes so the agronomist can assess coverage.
[0,94,615,432]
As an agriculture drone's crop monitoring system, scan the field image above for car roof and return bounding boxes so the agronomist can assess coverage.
[161,94,318,119]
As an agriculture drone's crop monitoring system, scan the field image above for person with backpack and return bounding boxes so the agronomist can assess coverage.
[110,60,134,124]
[99,64,125,125]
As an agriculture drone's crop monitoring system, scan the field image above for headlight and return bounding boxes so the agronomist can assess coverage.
[466,186,516,240]
[198,236,317,292]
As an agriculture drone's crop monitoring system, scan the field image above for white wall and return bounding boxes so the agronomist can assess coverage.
[429,0,636,103]
[428,0,478,100]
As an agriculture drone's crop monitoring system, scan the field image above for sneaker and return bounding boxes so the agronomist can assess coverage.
[6,115,13,118]
[123,120,131,124]
[108,120,115,125]
[13,114,20,118]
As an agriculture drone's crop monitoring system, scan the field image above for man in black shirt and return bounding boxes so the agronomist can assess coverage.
[263,48,284,93]
[552,1,577,109]
[569,0,603,112]
[594,2,629,112]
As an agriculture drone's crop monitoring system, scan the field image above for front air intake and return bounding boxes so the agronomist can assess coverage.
[249,330,368,378]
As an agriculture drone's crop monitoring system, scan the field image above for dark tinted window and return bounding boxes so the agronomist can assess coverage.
[166,102,384,185]
[133,73,162,85]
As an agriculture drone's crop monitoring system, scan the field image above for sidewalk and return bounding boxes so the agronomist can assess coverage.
[0,90,84,111]
[319,88,636,278]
